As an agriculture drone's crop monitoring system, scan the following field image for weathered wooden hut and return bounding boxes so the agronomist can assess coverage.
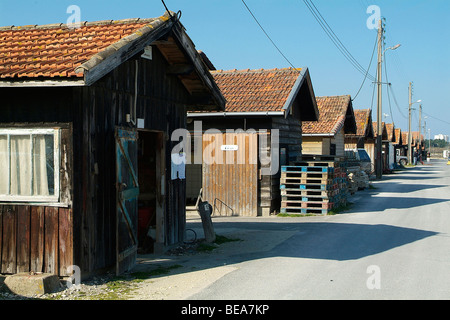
[345,108,375,168]
[393,128,403,163]
[302,95,357,157]
[373,122,389,172]
[186,67,319,217]
[385,123,396,170]
[0,11,225,278]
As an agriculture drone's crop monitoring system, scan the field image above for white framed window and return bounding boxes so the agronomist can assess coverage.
[0,128,60,202]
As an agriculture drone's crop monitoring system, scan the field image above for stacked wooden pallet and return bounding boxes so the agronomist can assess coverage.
[280,156,349,215]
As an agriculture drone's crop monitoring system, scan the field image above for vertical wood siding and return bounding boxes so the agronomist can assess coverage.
[0,45,192,276]
[0,205,73,276]
[202,132,258,217]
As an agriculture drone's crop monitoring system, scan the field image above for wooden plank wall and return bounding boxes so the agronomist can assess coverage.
[271,116,303,215]
[0,205,73,276]
[71,47,190,273]
[202,133,258,217]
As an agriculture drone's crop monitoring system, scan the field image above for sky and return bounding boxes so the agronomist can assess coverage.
[1,0,449,139]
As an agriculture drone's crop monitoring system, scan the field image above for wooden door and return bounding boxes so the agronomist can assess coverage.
[115,127,139,275]
[202,132,258,217]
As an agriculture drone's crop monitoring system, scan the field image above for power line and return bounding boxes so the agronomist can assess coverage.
[353,31,378,101]
[422,111,450,126]
[383,50,395,124]
[388,83,407,119]
[302,0,376,82]
[241,0,296,69]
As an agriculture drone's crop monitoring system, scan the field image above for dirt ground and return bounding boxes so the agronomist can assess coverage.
[0,214,298,300]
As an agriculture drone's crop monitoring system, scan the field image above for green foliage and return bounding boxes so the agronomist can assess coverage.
[425,139,449,148]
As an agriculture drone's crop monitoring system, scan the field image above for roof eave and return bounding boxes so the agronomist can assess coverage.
[282,67,319,121]
[75,12,175,86]
[187,111,285,118]
[302,133,335,137]
[170,22,225,111]
[0,79,86,87]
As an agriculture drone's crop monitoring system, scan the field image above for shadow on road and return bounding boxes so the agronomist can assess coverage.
[133,161,447,282]
[135,219,438,279]
[266,222,437,261]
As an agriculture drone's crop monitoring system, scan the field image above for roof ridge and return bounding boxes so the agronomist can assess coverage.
[0,16,164,32]
[211,67,301,74]
[316,94,351,99]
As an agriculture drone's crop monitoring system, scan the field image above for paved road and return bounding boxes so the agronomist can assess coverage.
[187,160,450,300]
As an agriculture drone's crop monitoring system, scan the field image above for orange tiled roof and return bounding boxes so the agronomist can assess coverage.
[401,131,423,146]
[0,16,168,79]
[373,121,387,139]
[385,123,395,142]
[348,109,373,137]
[302,95,352,135]
[412,131,424,143]
[393,128,402,145]
[402,132,408,145]
[210,68,302,112]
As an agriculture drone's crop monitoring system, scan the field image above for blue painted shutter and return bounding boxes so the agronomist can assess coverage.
[115,127,139,275]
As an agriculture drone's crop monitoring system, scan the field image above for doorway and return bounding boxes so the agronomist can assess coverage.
[137,130,165,254]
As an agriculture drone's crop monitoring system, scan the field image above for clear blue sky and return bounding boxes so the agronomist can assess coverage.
[1,0,449,138]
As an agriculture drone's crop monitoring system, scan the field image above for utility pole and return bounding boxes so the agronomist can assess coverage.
[375,19,383,179]
[408,82,412,165]
[419,104,422,154]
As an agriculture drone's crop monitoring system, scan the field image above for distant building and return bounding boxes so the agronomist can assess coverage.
[434,134,449,142]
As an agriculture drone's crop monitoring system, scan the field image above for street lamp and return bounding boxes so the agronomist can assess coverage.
[375,19,400,179]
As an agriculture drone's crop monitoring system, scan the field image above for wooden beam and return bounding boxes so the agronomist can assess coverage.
[166,64,195,75]
[80,19,175,86]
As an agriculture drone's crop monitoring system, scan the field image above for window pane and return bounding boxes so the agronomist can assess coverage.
[10,135,32,196]
[0,135,8,194]
[33,134,55,196]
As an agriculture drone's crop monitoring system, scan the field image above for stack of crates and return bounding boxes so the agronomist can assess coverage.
[280,156,348,215]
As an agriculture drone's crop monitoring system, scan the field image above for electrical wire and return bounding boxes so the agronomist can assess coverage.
[387,83,407,119]
[422,112,450,126]
[353,31,378,101]
[383,51,395,124]
[161,0,172,18]
[241,0,297,69]
[302,0,376,82]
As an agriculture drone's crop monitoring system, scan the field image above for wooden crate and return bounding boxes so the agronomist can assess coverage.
[280,188,338,198]
[280,207,329,215]
[280,183,333,191]
[280,159,349,216]
[282,166,334,173]
[281,200,333,210]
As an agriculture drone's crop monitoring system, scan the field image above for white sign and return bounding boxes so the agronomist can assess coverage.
[221,145,238,151]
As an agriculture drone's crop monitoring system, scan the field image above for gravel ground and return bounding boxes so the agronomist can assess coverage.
[0,240,216,300]
[0,216,297,300]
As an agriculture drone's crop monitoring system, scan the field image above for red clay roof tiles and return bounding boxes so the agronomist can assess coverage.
[210,68,303,113]
[351,109,372,137]
[0,18,160,79]
[302,95,352,135]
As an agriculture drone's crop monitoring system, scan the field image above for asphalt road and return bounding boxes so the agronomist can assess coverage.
[187,160,450,300]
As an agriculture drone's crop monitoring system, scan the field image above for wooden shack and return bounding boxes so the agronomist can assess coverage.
[345,108,375,169]
[302,95,357,157]
[385,123,396,170]
[393,128,403,163]
[0,11,225,278]
[186,67,319,217]
[373,122,389,172]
